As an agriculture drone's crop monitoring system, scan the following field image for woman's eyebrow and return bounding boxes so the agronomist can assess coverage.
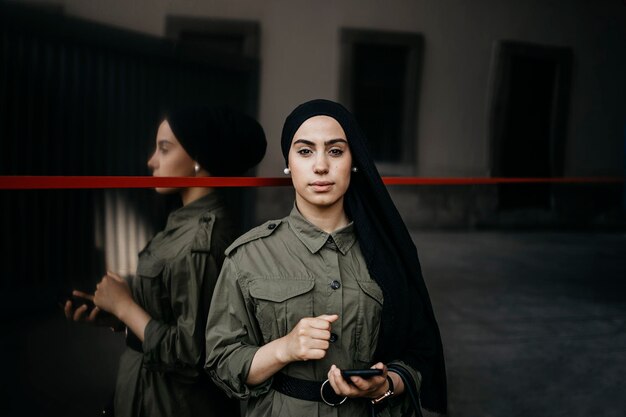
[325,139,347,146]
[293,139,315,146]
[292,138,347,146]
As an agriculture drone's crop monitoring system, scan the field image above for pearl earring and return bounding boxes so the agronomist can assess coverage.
[194,163,200,174]
[351,166,358,173]
[283,167,291,175]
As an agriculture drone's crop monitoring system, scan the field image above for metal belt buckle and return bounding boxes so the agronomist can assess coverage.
[320,379,348,407]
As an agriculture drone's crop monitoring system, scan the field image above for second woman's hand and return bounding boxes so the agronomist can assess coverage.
[64,290,96,322]
[94,271,151,342]
[64,289,123,329]
[94,271,134,319]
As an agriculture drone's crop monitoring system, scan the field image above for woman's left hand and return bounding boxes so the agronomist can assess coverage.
[94,271,134,319]
[327,362,389,399]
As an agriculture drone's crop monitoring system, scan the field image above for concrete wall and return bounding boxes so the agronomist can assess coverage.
[18,0,626,225]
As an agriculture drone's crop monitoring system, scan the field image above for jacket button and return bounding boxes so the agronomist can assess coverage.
[330,280,341,290]
[268,223,276,230]
[329,333,338,343]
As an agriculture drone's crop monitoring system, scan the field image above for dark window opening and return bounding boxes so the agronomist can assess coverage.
[166,16,259,62]
[352,44,407,162]
[177,31,247,56]
[489,41,572,210]
[340,29,423,167]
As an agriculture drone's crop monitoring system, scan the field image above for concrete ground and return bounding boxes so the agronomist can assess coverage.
[414,231,626,417]
[2,231,625,416]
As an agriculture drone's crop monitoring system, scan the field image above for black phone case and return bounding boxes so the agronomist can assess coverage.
[341,368,383,379]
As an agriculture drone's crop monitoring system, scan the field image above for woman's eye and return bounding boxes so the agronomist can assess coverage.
[297,148,312,156]
[329,148,343,157]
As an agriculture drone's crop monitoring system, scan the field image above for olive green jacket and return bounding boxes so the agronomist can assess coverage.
[205,206,421,417]
[114,192,240,417]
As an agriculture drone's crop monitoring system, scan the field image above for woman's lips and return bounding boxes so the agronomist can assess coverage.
[309,181,334,192]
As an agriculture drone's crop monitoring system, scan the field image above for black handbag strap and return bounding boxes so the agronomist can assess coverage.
[388,364,424,417]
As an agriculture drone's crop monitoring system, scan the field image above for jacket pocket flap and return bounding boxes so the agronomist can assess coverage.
[249,279,314,303]
[356,280,384,305]
[136,259,165,278]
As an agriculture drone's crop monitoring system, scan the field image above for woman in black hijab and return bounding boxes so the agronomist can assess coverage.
[66,105,266,417]
[205,99,446,416]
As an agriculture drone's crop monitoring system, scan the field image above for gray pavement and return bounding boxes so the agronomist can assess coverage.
[414,231,626,417]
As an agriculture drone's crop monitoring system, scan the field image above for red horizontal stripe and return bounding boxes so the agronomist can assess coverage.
[0,176,623,190]
[382,176,625,185]
[0,176,291,189]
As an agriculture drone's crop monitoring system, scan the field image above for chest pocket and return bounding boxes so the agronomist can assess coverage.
[135,255,168,320]
[248,278,314,344]
[354,279,384,364]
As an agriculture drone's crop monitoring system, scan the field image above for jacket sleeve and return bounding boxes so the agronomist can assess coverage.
[388,360,422,417]
[140,249,217,380]
[204,256,272,400]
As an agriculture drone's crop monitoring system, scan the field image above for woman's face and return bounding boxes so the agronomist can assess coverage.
[147,120,196,194]
[288,115,352,210]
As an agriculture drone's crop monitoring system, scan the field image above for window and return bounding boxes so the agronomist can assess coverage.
[166,16,259,60]
[488,41,572,210]
[340,29,423,172]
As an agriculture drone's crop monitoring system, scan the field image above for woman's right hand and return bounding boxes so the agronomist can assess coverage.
[278,314,339,363]
[246,314,340,386]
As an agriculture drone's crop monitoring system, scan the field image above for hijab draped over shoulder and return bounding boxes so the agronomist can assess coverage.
[280,99,447,414]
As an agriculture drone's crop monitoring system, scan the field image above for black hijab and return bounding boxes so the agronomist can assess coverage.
[166,105,267,176]
[280,99,447,414]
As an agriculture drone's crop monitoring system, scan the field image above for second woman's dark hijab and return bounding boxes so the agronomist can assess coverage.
[166,105,266,176]
[280,99,447,414]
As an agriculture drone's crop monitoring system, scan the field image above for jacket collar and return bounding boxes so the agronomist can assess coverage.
[165,192,223,231]
[287,205,356,255]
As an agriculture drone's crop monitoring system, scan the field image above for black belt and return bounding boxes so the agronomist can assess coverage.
[125,328,142,352]
[271,372,348,406]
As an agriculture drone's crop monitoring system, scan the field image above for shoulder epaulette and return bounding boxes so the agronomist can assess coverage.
[190,212,216,253]
[225,219,283,256]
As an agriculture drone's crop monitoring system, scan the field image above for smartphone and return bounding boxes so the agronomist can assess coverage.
[64,294,96,311]
[341,368,383,380]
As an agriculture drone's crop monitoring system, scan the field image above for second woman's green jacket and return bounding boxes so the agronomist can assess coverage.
[115,192,240,417]
[205,206,421,417]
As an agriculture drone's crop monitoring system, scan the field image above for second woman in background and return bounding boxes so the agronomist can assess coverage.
[67,105,266,417]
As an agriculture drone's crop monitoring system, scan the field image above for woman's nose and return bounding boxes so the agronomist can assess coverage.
[313,154,329,174]
[147,151,157,170]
